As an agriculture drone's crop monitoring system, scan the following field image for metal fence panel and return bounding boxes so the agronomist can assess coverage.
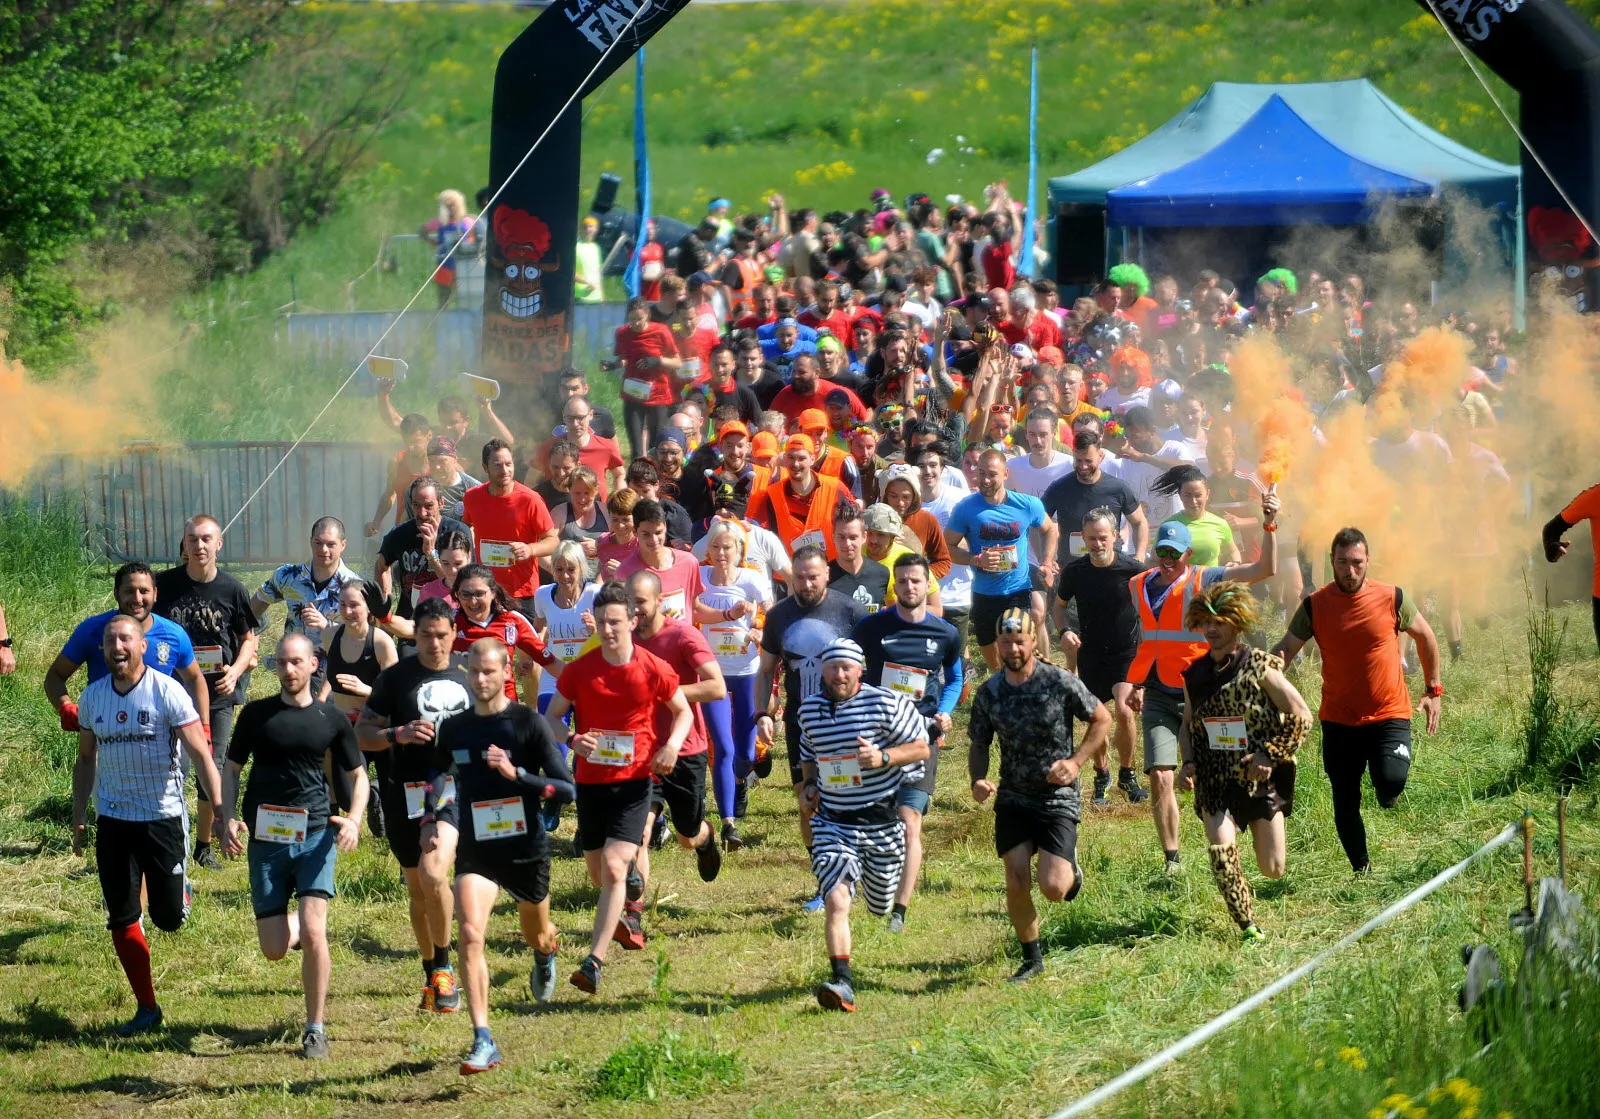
[27,442,394,568]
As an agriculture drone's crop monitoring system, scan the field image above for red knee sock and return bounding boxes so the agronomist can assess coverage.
[111,923,157,1009]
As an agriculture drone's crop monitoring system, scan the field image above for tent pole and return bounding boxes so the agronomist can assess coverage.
[1514,176,1527,331]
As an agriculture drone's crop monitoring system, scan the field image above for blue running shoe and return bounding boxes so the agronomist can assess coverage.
[460,1035,502,1075]
[117,1005,163,1037]
[802,893,826,913]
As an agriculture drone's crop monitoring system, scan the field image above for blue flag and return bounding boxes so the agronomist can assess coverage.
[623,49,651,299]
[1019,46,1040,280]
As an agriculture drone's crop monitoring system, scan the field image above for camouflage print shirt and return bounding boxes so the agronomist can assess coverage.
[968,660,1102,815]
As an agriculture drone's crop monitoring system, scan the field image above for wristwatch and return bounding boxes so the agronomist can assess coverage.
[515,766,528,782]
[0,638,12,648]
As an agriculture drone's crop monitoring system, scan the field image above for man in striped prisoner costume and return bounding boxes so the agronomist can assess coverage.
[796,638,930,1013]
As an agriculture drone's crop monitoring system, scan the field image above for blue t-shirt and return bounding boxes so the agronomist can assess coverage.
[63,610,196,684]
[946,490,1048,597]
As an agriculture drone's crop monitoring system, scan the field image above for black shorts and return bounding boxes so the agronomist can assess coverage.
[971,589,1034,648]
[785,716,806,786]
[576,778,653,852]
[1198,762,1297,826]
[456,845,551,905]
[1076,654,1136,705]
[651,751,708,837]
[993,793,1079,862]
[97,814,190,932]
[380,783,424,869]
[192,704,238,805]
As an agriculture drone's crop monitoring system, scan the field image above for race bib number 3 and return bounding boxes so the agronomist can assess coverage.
[255,804,308,845]
[817,752,863,788]
[883,662,930,699]
[480,541,517,568]
[592,732,636,767]
[472,797,529,841]
[1205,717,1249,752]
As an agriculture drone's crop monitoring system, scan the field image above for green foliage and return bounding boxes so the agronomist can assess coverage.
[1520,578,1599,788]
[0,1,277,367]
[590,1028,743,1101]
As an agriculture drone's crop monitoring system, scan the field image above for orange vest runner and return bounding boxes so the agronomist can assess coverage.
[814,445,851,485]
[1303,579,1412,726]
[727,256,763,320]
[752,474,845,561]
[1125,567,1209,689]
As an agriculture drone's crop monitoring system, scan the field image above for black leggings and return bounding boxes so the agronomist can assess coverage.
[1320,719,1412,872]
[623,401,673,462]
[1591,596,1600,656]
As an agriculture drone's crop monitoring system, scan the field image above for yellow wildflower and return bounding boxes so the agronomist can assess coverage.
[1339,1046,1369,1071]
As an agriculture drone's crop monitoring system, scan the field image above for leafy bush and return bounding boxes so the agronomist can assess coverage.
[591,1028,742,1101]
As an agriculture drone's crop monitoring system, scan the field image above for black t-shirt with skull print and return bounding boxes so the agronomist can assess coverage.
[364,656,472,785]
[760,590,868,726]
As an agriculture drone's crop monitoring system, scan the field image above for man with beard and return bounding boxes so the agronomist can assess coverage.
[377,476,470,625]
[73,616,219,1036]
[969,609,1110,983]
[756,546,868,908]
[155,517,260,871]
[356,598,472,1012]
[1271,528,1442,874]
[797,639,929,1012]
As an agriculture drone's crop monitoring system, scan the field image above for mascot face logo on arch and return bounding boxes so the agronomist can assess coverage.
[493,207,561,320]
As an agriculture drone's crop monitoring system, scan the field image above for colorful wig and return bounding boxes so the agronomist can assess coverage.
[1258,267,1298,296]
[1107,262,1150,298]
[1184,579,1260,633]
[1109,344,1152,385]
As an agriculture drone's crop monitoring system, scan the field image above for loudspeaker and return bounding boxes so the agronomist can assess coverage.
[590,173,622,215]
[1054,203,1106,285]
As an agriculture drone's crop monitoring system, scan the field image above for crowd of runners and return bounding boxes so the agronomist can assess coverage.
[30,185,1600,1076]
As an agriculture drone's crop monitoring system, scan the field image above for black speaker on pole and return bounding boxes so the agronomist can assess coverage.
[1054,203,1108,286]
[590,173,622,216]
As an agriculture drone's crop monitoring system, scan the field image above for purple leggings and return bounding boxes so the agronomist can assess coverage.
[704,673,759,820]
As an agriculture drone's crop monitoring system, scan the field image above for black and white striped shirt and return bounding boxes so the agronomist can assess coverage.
[797,682,926,820]
[80,669,200,822]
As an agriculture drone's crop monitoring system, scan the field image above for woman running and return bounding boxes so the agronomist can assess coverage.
[1152,464,1239,566]
[531,541,599,717]
[691,519,773,850]
[319,581,399,833]
[451,565,551,699]
[416,529,473,608]
[551,466,610,565]
[594,487,639,581]
[1179,580,1311,942]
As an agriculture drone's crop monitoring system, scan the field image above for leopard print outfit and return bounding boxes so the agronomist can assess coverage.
[1188,647,1310,818]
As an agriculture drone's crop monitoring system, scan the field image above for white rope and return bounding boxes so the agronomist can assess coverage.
[1047,822,1520,1119]
[1421,0,1600,246]
[220,9,649,535]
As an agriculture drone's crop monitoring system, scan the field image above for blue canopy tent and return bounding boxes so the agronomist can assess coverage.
[1104,96,1436,227]
[1047,80,1522,316]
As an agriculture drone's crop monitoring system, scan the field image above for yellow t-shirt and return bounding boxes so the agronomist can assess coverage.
[875,541,941,608]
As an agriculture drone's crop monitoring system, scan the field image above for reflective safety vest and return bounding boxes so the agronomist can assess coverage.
[727,256,763,320]
[1125,566,1209,689]
[754,474,845,561]
[814,445,850,485]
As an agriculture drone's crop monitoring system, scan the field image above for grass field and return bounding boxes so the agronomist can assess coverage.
[92,0,1598,447]
[1,500,1595,1118]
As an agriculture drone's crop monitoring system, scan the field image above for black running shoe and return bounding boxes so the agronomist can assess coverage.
[696,827,722,882]
[1090,769,1111,808]
[648,812,670,851]
[1118,767,1149,804]
[733,779,749,819]
[1008,958,1045,984]
[722,822,743,851]
[193,844,223,871]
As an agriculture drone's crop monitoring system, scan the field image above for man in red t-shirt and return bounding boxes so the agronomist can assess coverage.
[627,569,727,934]
[770,355,869,430]
[613,297,684,460]
[798,279,854,344]
[637,229,665,303]
[980,221,1017,291]
[533,398,624,498]
[615,499,702,621]
[460,439,559,612]
[732,283,777,333]
[544,581,690,996]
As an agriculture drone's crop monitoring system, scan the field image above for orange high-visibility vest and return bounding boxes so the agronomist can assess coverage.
[1125,566,1209,688]
[753,474,845,561]
[727,256,763,319]
[814,445,850,484]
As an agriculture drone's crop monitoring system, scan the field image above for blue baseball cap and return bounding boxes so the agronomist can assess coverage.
[1154,521,1192,555]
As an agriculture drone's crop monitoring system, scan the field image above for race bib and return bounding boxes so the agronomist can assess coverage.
[194,645,226,672]
[793,530,825,553]
[992,544,1019,571]
[592,731,636,767]
[550,637,586,664]
[472,797,529,841]
[622,377,655,402]
[404,777,454,820]
[254,804,308,845]
[1068,532,1087,557]
[705,624,748,659]
[641,260,663,282]
[817,752,863,788]
[480,540,517,568]
[1204,717,1249,752]
[660,589,686,620]
[883,662,930,699]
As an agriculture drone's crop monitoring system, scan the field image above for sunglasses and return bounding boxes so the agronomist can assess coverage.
[1155,547,1184,559]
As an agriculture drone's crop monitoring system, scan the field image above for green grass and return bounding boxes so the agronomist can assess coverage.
[2,512,1595,1117]
[118,0,1600,446]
